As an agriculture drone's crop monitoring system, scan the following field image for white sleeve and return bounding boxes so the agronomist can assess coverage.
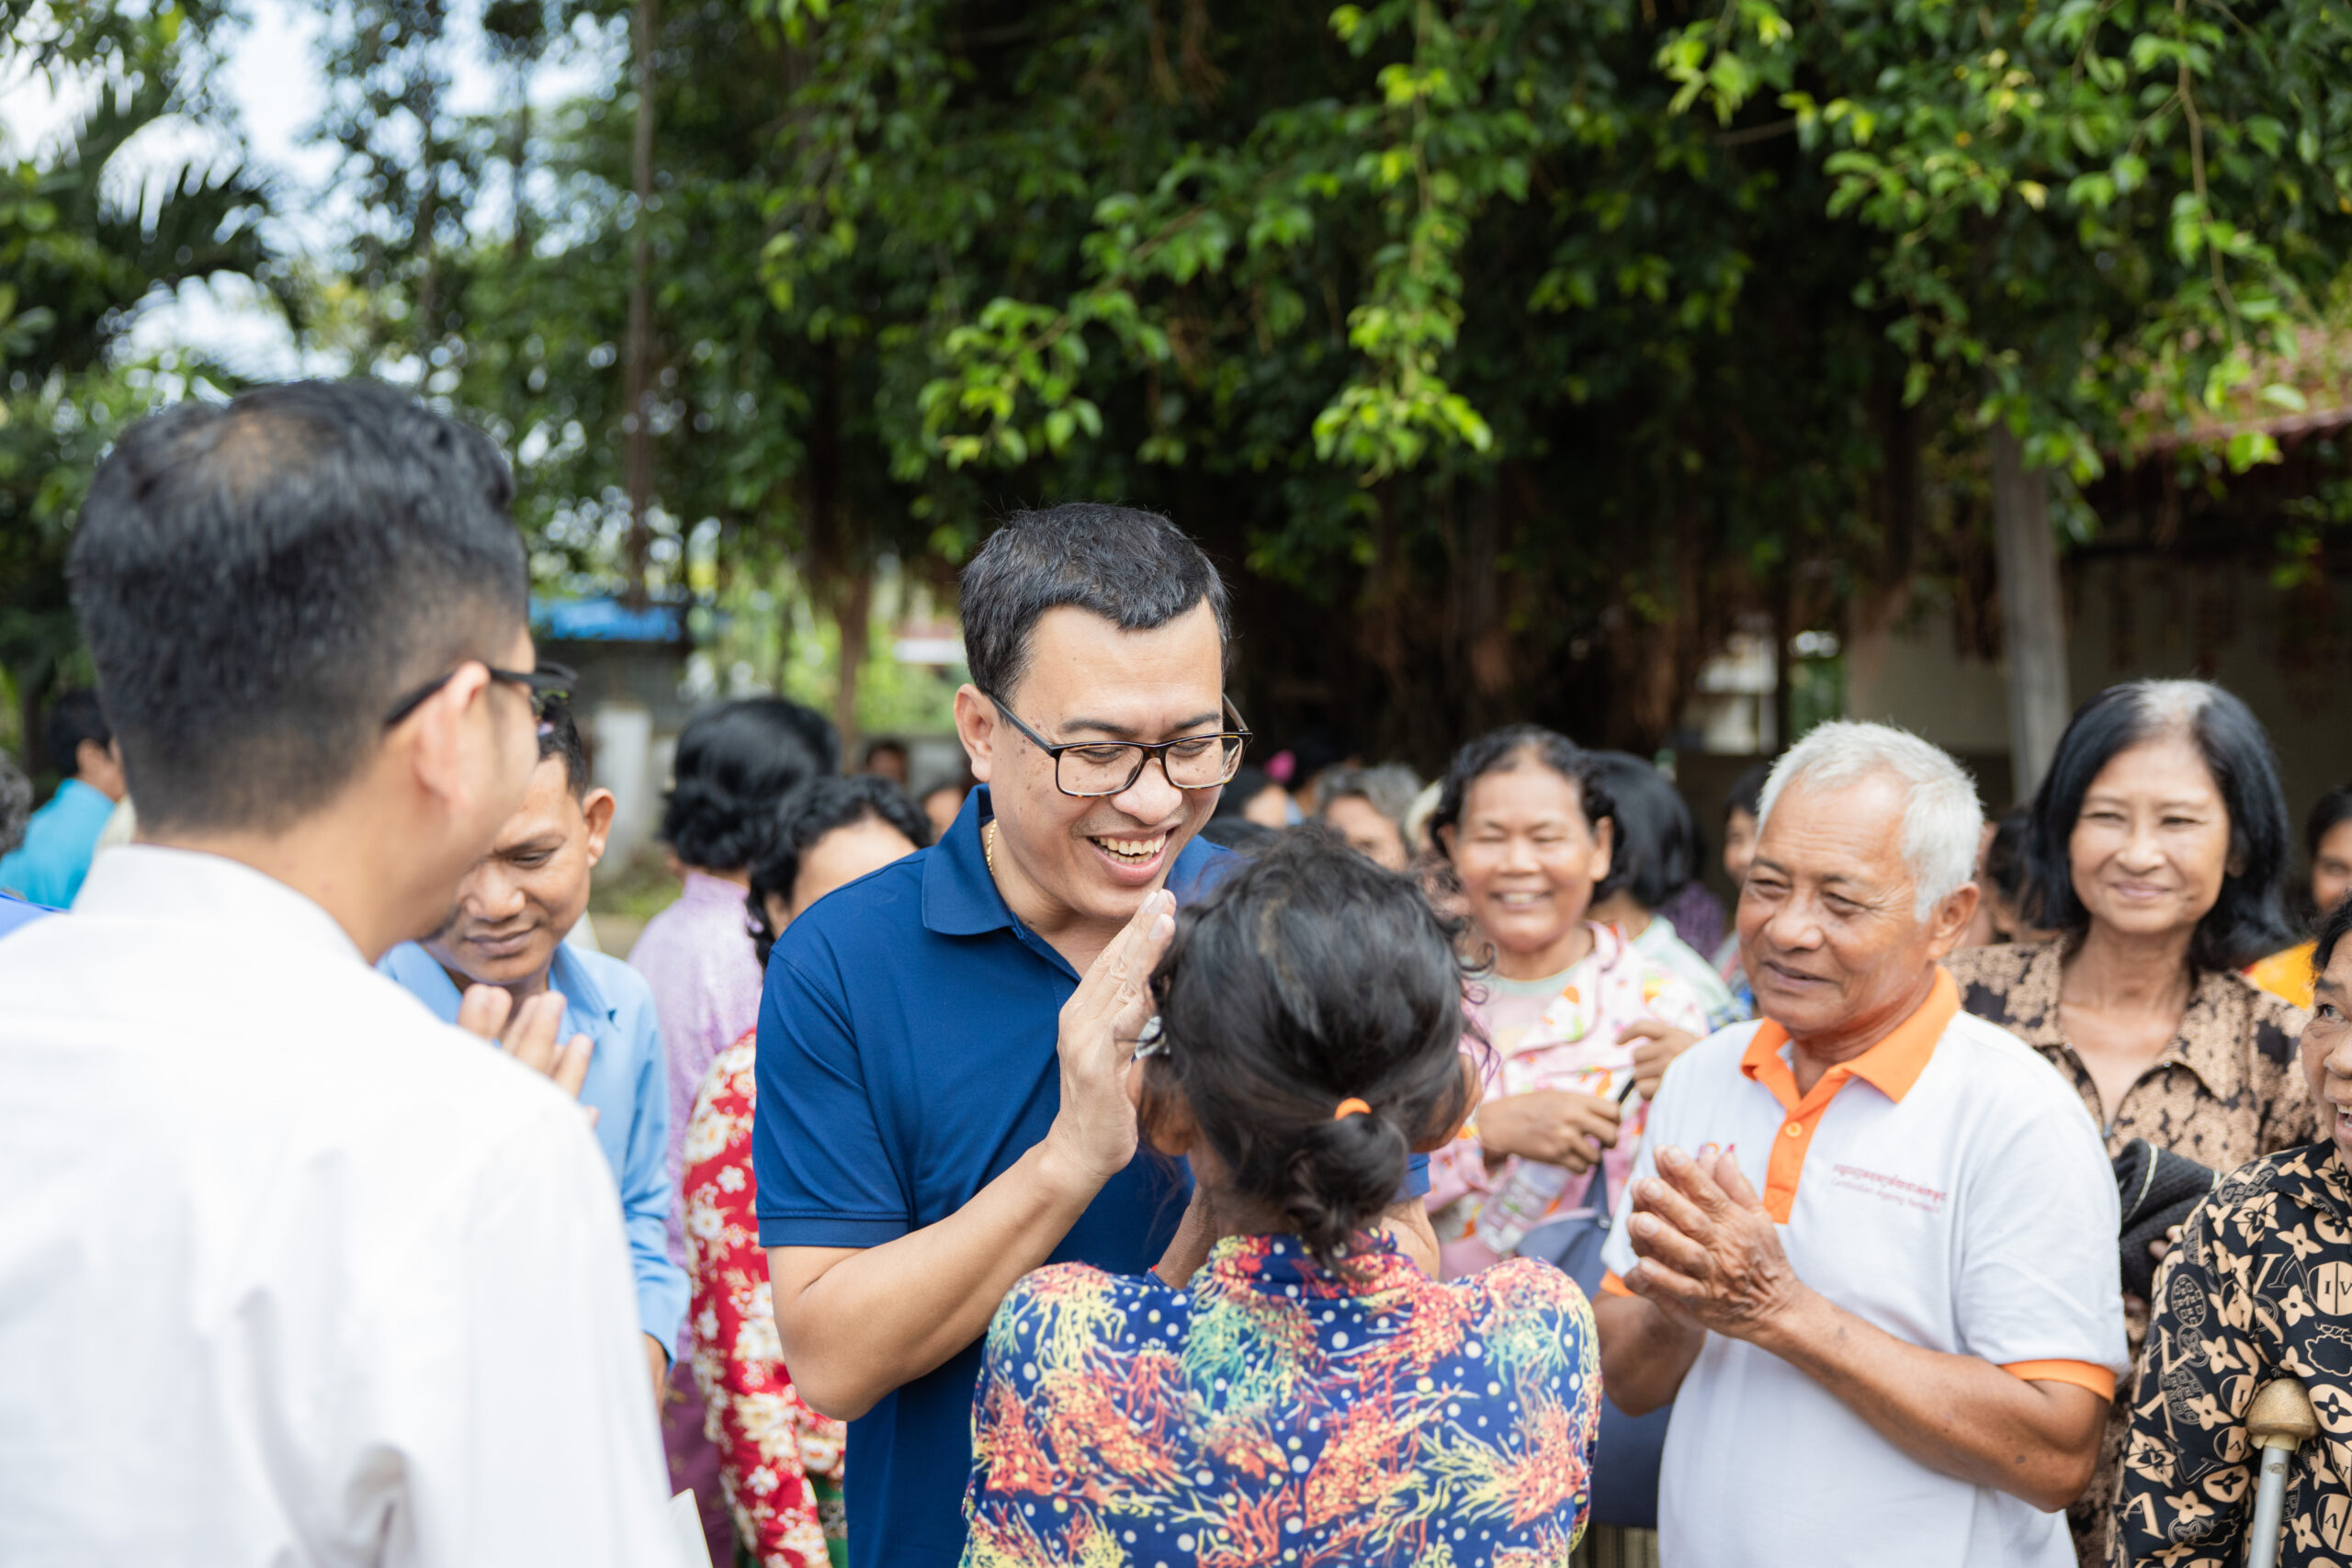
[1952,1077,2130,1381]
[377,1100,677,1568]
[1600,1073,1679,1283]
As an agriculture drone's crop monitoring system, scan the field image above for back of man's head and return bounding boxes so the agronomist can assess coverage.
[959,503,1230,701]
[42,689,111,779]
[69,380,527,835]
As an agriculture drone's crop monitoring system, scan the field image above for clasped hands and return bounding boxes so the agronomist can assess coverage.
[1476,1019,1701,1174]
[1619,1144,1815,1346]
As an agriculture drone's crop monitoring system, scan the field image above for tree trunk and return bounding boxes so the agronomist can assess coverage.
[1987,423,2070,800]
[620,0,659,606]
[831,567,872,759]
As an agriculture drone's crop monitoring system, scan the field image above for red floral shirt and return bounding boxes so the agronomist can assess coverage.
[683,1031,846,1568]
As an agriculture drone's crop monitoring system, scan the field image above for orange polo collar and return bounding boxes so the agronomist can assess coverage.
[1741,967,1958,1111]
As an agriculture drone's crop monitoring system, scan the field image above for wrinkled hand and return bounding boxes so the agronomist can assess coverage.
[457,985,598,1123]
[1476,1089,1621,1173]
[1047,890,1176,1190]
[1617,1018,1703,1100]
[1622,1145,1809,1343]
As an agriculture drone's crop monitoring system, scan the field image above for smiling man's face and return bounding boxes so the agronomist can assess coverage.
[967,602,1226,935]
[1738,769,1971,1054]
[2304,942,2352,1175]
[425,753,612,990]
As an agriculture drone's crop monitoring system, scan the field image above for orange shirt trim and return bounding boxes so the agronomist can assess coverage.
[2001,1359,2118,1399]
[1599,1270,1634,1298]
[1736,969,1960,1222]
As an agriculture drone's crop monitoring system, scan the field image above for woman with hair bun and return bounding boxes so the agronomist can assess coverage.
[1944,678,2313,1567]
[959,831,1600,1567]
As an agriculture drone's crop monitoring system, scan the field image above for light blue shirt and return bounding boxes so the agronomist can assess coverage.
[378,939,689,1359]
[0,779,116,908]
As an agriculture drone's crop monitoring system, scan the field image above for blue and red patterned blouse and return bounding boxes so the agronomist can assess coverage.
[961,1232,1599,1568]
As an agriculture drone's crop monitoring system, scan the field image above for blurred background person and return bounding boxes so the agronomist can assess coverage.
[2246,780,2352,1009]
[1209,761,1291,829]
[1712,761,1770,1012]
[0,749,41,937]
[0,689,125,907]
[857,737,910,788]
[1423,727,1707,1274]
[686,774,930,1568]
[1314,761,1419,871]
[1588,750,1740,1027]
[915,759,977,840]
[1945,679,2312,1566]
[628,694,837,1550]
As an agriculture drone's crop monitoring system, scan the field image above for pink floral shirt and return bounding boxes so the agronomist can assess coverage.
[1431,922,1709,1274]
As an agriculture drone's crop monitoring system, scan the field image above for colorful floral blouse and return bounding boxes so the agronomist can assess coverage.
[682,1031,846,1568]
[2113,1143,2352,1567]
[961,1234,1600,1568]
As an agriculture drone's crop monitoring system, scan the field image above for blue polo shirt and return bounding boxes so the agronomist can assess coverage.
[755,788,1427,1568]
[0,778,116,908]
[378,939,690,1359]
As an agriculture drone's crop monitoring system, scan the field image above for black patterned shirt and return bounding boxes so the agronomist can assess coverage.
[2113,1143,2352,1566]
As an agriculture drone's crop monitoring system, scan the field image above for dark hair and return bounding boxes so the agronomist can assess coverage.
[1984,804,2033,915]
[1589,752,1698,911]
[68,379,527,832]
[2307,785,2352,862]
[659,698,840,872]
[1427,724,1613,862]
[861,738,908,767]
[2314,889,2352,974]
[959,503,1230,699]
[0,750,31,858]
[1140,829,1475,1266]
[1723,761,1770,824]
[2024,680,2295,971]
[745,775,933,966]
[537,700,589,795]
[1196,817,1280,853]
[43,689,112,778]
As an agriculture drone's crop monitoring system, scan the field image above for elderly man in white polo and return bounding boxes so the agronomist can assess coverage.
[1594,721,2127,1567]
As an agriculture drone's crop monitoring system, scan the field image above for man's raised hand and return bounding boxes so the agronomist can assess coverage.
[456,985,597,1111]
[1046,889,1176,1190]
[1622,1145,1808,1343]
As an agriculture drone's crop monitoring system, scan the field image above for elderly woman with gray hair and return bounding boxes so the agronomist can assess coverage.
[1944,678,2314,1566]
[1314,761,1421,871]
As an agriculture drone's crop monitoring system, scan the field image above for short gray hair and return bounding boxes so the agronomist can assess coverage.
[1757,721,1983,918]
[1317,763,1422,831]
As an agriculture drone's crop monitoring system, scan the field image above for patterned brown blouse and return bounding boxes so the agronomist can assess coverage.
[2112,1143,2352,1567]
[1943,939,2316,1567]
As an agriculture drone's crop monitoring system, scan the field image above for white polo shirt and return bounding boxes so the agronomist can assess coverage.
[1600,967,2126,1568]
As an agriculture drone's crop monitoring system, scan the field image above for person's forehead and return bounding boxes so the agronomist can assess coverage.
[1012,603,1224,729]
[1760,773,1908,870]
[491,757,581,852]
[2086,731,2219,799]
[1464,761,1579,820]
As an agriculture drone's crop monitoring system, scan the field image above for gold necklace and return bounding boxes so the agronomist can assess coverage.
[983,819,999,879]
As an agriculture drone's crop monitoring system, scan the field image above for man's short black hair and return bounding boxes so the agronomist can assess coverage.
[959,503,1230,700]
[2314,889,2352,975]
[43,689,111,778]
[538,700,590,795]
[659,698,840,872]
[1723,761,1770,824]
[68,379,527,833]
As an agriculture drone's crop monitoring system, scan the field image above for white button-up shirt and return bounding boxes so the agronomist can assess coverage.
[0,847,675,1565]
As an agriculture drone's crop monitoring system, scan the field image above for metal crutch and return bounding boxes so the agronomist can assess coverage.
[2244,1376,2318,1568]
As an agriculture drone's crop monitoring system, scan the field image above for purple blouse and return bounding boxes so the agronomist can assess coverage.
[629,871,765,1275]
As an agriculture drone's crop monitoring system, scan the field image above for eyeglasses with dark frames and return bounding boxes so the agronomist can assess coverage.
[983,691,1251,799]
[383,660,578,729]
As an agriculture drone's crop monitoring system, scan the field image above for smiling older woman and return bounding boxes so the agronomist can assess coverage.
[1943,678,2316,1566]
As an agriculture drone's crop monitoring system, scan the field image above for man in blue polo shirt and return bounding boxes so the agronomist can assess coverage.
[380,702,685,1397]
[757,504,1435,1568]
[0,690,126,907]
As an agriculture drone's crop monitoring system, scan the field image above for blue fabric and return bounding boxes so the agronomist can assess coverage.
[0,779,115,908]
[378,940,690,1359]
[754,787,1425,1568]
[0,891,56,940]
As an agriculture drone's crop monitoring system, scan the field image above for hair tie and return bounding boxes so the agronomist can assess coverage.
[1332,1097,1372,1121]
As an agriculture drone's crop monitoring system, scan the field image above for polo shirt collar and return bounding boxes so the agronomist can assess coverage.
[382,936,616,1037]
[920,784,1225,940]
[1742,965,1959,1109]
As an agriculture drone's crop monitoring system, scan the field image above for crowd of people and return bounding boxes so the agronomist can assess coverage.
[4,376,2351,1568]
